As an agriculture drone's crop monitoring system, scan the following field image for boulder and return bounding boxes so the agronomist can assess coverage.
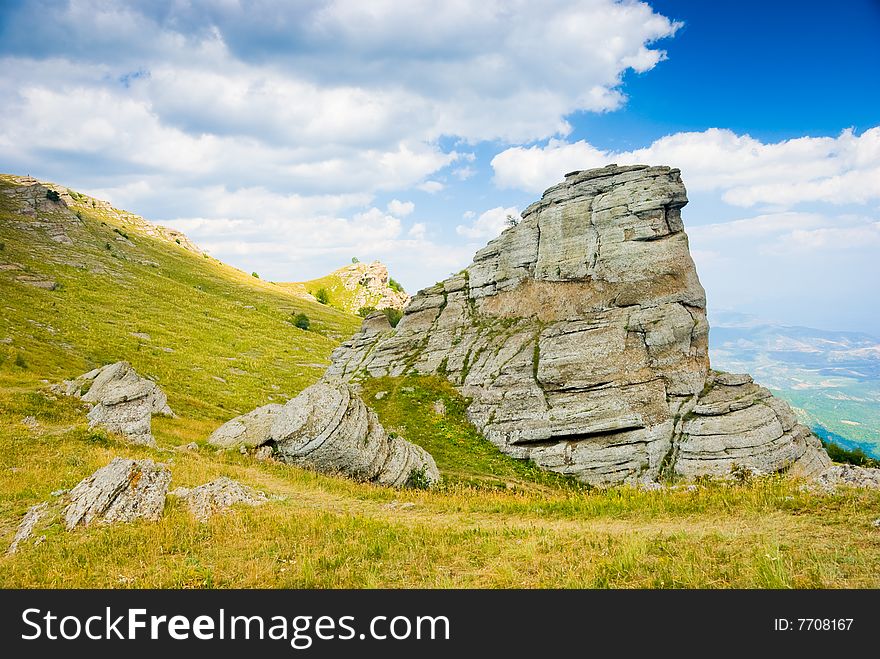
[327,164,837,487]
[63,458,171,529]
[58,361,173,446]
[269,380,439,487]
[6,502,48,555]
[212,381,440,487]
[170,477,268,522]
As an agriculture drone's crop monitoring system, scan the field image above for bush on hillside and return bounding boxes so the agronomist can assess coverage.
[314,288,330,304]
[292,312,310,330]
[388,277,404,293]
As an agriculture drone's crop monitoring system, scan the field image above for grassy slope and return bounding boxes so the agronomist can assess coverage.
[1,175,879,588]
[0,175,360,430]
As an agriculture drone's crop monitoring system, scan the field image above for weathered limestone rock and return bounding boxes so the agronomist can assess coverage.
[6,502,48,555]
[170,477,268,522]
[312,261,410,313]
[211,380,440,487]
[58,361,173,447]
[63,458,171,529]
[807,464,880,493]
[6,458,172,554]
[269,380,439,487]
[208,403,283,450]
[328,164,835,486]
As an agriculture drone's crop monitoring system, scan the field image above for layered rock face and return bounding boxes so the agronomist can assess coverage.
[209,380,440,488]
[57,362,174,447]
[328,164,831,486]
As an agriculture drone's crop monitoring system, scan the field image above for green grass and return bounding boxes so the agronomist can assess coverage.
[3,383,880,588]
[2,175,880,588]
[0,174,360,425]
[361,375,586,492]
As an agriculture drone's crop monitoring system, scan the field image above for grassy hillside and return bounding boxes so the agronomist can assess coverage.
[0,175,360,432]
[2,175,879,588]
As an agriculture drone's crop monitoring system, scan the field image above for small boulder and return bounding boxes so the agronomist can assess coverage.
[58,362,173,447]
[6,502,48,555]
[171,477,268,522]
[64,458,171,529]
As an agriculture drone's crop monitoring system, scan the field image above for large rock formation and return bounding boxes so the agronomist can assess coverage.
[209,380,440,488]
[57,361,174,447]
[327,164,832,486]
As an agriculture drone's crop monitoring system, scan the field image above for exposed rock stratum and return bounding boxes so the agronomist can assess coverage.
[57,361,174,447]
[209,380,440,488]
[327,164,835,486]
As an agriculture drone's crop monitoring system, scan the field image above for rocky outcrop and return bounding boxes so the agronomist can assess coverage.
[6,458,171,554]
[170,477,268,522]
[304,261,410,313]
[57,362,174,446]
[63,458,171,529]
[327,164,833,486]
[0,174,205,255]
[211,380,440,487]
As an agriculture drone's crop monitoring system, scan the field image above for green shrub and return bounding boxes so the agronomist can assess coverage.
[383,307,403,327]
[45,189,61,202]
[14,353,27,369]
[406,464,433,490]
[292,312,310,330]
[821,439,879,467]
[314,288,330,304]
[351,256,360,263]
[251,272,259,278]
[388,277,404,293]
[357,306,378,317]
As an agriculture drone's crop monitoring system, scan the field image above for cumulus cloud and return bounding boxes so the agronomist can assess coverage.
[456,206,521,240]
[491,127,880,209]
[387,199,415,217]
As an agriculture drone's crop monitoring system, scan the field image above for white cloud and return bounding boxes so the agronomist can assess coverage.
[417,181,445,194]
[456,206,521,239]
[387,199,415,217]
[491,127,880,209]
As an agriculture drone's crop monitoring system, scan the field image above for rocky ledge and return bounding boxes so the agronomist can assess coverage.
[327,164,838,487]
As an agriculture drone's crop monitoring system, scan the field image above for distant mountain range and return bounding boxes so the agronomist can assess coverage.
[709,311,880,457]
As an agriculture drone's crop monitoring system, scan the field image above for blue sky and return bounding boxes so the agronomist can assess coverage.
[1,1,878,334]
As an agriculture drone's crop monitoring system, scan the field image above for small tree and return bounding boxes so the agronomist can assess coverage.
[351,256,360,263]
[357,306,378,317]
[314,288,330,304]
[251,271,260,278]
[45,189,61,203]
[383,308,403,327]
[388,277,404,293]
[292,312,310,330]
[505,213,519,228]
